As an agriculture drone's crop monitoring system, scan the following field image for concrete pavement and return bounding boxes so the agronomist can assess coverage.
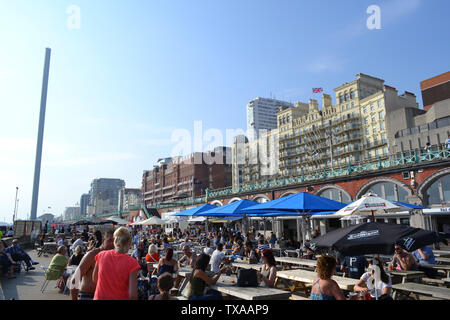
[0,248,71,300]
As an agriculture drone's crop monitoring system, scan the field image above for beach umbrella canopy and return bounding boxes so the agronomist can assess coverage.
[333,193,405,219]
[211,216,243,223]
[188,216,207,223]
[103,216,130,225]
[243,193,346,244]
[247,211,337,218]
[242,192,346,213]
[195,199,261,217]
[72,219,94,226]
[310,222,447,256]
[96,219,118,225]
[171,204,217,216]
[391,201,427,210]
[136,216,167,225]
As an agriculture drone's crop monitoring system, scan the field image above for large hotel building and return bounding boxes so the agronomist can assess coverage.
[233,72,450,194]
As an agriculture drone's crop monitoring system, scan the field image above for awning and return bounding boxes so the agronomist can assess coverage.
[422,207,450,215]
[211,216,243,223]
[188,216,207,223]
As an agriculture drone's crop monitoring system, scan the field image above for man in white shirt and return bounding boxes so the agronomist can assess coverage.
[210,243,233,274]
[71,237,85,253]
[203,239,214,256]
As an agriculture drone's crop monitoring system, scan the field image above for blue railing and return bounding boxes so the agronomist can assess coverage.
[141,145,450,209]
[207,145,450,199]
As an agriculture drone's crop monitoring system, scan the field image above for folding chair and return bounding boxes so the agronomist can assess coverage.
[13,260,28,273]
[40,265,62,293]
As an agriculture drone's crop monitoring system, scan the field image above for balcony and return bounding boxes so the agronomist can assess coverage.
[363,140,387,150]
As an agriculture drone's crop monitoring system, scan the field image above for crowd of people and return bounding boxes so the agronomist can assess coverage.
[0,221,444,301]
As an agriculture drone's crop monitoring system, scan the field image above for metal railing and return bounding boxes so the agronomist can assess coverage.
[135,145,450,209]
[207,144,450,199]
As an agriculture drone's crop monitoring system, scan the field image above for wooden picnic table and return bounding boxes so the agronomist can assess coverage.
[175,268,290,300]
[421,263,450,278]
[37,242,58,256]
[387,270,425,284]
[433,250,450,257]
[275,257,317,270]
[275,269,357,294]
[230,262,263,271]
[283,249,299,257]
[210,275,291,300]
[443,278,450,287]
[392,282,450,300]
[435,257,450,264]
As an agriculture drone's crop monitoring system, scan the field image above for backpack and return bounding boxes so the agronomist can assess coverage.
[148,276,159,295]
[237,269,258,287]
[137,278,150,300]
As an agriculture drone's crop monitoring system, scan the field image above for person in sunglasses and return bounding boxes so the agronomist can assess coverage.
[390,243,417,271]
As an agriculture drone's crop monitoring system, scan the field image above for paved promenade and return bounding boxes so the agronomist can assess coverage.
[0,248,70,300]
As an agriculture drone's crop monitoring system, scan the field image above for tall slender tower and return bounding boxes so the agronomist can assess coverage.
[30,48,51,220]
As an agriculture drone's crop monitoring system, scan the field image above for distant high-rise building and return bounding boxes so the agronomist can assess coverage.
[118,187,142,212]
[88,178,126,216]
[247,97,294,141]
[64,207,80,221]
[80,194,90,217]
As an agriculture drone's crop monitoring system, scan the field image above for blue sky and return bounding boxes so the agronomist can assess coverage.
[0,0,449,222]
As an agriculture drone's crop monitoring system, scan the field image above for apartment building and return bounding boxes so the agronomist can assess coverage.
[247,97,294,141]
[142,147,232,207]
[277,73,419,177]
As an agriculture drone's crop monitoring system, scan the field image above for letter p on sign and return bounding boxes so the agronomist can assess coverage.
[366,5,381,30]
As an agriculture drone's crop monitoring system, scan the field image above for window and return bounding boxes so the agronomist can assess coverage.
[378,101,382,107]
[364,117,369,124]
[351,102,355,108]
[363,107,367,113]
[378,111,383,120]
[371,115,376,122]
[368,182,409,202]
[370,105,374,111]
[373,126,377,133]
[425,174,450,205]
[380,122,385,130]
[365,128,369,135]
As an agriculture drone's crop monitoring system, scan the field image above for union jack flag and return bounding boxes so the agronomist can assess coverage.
[312,88,323,93]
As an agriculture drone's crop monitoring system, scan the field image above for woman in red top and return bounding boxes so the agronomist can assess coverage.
[93,227,140,300]
[146,244,161,275]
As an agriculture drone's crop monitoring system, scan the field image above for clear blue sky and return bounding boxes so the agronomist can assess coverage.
[0,0,449,222]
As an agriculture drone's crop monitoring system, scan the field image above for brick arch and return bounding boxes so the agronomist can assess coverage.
[210,200,223,207]
[250,194,271,203]
[278,190,297,198]
[356,177,412,199]
[228,197,242,204]
[417,167,450,204]
[314,184,352,201]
